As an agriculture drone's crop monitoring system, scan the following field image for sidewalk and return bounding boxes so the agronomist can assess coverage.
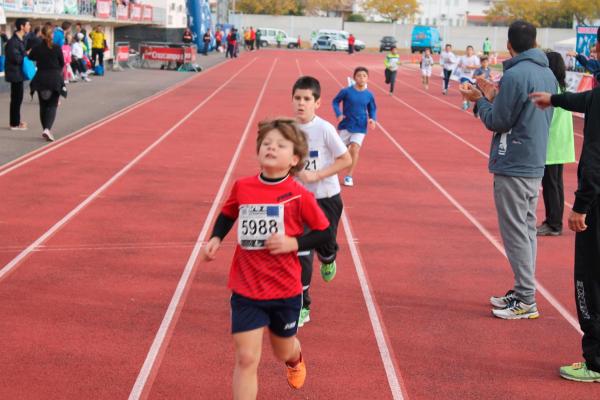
[0,52,226,167]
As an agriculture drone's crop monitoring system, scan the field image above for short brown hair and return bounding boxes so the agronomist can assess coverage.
[479,55,489,63]
[256,118,308,174]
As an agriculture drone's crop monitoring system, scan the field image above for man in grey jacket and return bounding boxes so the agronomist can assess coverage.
[460,20,557,319]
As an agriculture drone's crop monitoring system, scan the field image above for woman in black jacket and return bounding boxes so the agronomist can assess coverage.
[28,24,65,142]
[5,18,30,130]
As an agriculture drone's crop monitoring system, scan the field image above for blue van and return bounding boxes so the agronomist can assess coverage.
[411,26,442,54]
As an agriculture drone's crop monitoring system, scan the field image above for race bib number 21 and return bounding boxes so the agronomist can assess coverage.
[238,204,285,250]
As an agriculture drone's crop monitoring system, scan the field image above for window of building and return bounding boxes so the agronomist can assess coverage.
[170,3,175,11]
[433,18,437,25]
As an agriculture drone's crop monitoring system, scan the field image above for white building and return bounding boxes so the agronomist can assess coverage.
[144,0,187,28]
[356,0,493,27]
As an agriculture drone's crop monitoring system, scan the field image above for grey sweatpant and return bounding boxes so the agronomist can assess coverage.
[493,174,542,305]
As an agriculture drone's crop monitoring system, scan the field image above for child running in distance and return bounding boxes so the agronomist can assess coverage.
[420,48,434,90]
[384,46,400,95]
[457,45,481,110]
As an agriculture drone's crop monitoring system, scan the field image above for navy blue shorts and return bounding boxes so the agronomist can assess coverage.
[231,292,302,337]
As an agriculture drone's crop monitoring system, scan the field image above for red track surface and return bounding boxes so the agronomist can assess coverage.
[0,50,596,399]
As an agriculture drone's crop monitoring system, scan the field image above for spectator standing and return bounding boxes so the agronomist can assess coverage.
[483,37,492,56]
[5,18,30,131]
[250,27,256,51]
[226,28,237,59]
[459,20,557,320]
[348,33,355,55]
[255,29,262,50]
[89,25,105,69]
[182,27,193,44]
[28,24,66,142]
[53,21,71,47]
[215,28,222,52]
[202,29,211,55]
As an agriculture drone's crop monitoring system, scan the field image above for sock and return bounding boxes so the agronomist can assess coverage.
[286,352,303,368]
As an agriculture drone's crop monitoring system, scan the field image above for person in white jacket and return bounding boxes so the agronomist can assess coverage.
[70,33,91,82]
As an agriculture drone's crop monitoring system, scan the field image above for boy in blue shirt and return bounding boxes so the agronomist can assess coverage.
[332,67,377,187]
[472,56,492,118]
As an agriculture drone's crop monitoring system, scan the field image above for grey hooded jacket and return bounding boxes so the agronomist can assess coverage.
[476,48,557,178]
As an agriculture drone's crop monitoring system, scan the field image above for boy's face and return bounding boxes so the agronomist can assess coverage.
[445,45,452,52]
[467,47,474,56]
[292,89,320,124]
[258,129,299,173]
[354,71,369,87]
[391,48,397,55]
[481,60,489,68]
[425,49,431,55]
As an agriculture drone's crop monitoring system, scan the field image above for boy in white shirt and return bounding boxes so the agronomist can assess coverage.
[292,76,352,326]
[457,45,480,110]
[420,48,434,90]
[440,43,457,95]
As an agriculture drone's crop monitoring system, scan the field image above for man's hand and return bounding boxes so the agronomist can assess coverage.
[265,234,298,255]
[369,119,377,130]
[529,92,553,109]
[568,211,588,232]
[475,77,498,102]
[297,170,321,184]
[201,237,221,261]
[458,82,483,102]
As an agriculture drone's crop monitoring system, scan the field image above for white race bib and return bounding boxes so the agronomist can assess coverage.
[304,150,320,171]
[238,204,285,250]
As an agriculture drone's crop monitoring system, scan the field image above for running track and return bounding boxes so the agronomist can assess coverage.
[0,50,595,399]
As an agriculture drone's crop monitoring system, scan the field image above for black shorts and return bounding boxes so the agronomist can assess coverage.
[231,292,302,337]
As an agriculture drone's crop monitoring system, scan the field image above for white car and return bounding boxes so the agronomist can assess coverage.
[311,29,365,51]
[256,28,299,48]
[312,35,348,51]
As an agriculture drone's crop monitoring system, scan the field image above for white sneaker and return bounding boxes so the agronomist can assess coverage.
[42,129,55,142]
[343,176,354,187]
[490,290,517,308]
[10,122,28,131]
[492,299,539,320]
[84,76,92,82]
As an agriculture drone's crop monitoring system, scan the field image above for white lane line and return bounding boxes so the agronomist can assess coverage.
[127,58,279,400]
[320,59,581,335]
[377,122,582,335]
[336,61,577,208]
[0,57,258,283]
[0,58,234,177]
[311,59,407,400]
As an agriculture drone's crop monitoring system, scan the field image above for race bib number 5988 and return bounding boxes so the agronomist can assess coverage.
[238,204,285,250]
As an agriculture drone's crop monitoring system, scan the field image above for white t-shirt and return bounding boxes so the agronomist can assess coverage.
[458,55,480,79]
[440,51,457,70]
[298,115,348,199]
[71,42,84,59]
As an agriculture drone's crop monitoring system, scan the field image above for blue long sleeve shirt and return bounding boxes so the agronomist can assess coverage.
[575,54,600,82]
[332,86,377,133]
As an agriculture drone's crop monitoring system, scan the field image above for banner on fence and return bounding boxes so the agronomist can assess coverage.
[96,0,111,18]
[116,44,129,62]
[576,26,599,62]
[0,6,6,25]
[142,4,153,22]
[33,0,54,13]
[63,0,77,14]
[129,3,142,21]
[140,45,196,63]
[117,4,129,20]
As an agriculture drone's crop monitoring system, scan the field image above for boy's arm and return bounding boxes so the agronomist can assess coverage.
[332,89,345,118]
[367,94,377,122]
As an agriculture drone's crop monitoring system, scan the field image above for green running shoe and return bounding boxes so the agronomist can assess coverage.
[298,307,310,328]
[560,362,600,382]
[320,261,336,282]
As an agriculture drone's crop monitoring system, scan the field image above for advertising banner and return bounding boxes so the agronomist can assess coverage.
[576,26,599,60]
[21,0,34,12]
[63,0,77,14]
[3,0,19,11]
[142,4,152,22]
[141,45,195,63]
[96,0,111,18]
[116,4,129,20]
[116,44,129,62]
[33,0,54,13]
[0,6,6,25]
[129,3,142,21]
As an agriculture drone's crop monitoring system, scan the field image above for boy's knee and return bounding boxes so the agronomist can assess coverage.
[236,349,260,370]
[272,345,294,362]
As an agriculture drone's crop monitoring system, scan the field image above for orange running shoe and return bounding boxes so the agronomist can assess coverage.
[286,355,306,389]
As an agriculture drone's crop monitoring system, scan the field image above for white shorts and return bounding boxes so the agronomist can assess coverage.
[421,68,432,77]
[339,130,366,147]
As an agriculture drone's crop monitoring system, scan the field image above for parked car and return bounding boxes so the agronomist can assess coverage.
[312,35,346,51]
[411,26,442,54]
[380,36,397,52]
[256,28,299,48]
[311,29,365,51]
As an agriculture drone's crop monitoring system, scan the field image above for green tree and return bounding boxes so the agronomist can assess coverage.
[304,0,353,15]
[364,0,419,22]
[486,0,600,27]
[236,0,299,15]
[347,13,366,22]
[559,0,600,25]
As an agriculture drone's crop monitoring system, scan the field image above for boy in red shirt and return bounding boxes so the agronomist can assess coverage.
[201,118,331,397]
